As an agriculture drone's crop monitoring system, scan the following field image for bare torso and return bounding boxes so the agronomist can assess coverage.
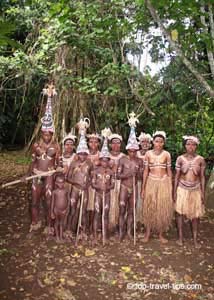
[146,150,171,177]
[67,160,92,189]
[118,155,142,188]
[92,166,114,193]
[176,154,205,183]
[32,141,59,172]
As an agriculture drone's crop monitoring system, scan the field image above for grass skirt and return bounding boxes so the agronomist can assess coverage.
[175,186,205,219]
[142,175,173,232]
[109,179,120,230]
[87,186,95,211]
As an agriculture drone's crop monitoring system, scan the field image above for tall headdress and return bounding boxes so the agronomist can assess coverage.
[41,83,57,133]
[100,128,112,159]
[126,112,139,150]
[76,117,90,154]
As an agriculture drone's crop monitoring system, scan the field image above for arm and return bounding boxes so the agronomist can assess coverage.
[174,157,181,203]
[200,158,206,204]
[109,172,115,190]
[137,159,144,180]
[55,144,61,168]
[66,163,74,184]
[141,153,149,198]
[91,172,99,190]
[166,152,172,178]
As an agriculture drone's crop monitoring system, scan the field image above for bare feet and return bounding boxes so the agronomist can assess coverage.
[159,236,168,244]
[194,240,201,249]
[142,235,150,243]
[176,239,183,246]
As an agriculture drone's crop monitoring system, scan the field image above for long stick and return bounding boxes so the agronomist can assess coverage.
[133,175,136,246]
[102,191,105,246]
[1,169,61,188]
[75,190,84,246]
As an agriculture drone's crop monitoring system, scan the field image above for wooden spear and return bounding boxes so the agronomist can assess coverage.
[75,190,84,247]
[1,169,62,188]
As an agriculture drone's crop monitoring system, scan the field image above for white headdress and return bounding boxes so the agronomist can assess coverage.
[76,117,90,154]
[100,128,112,159]
[126,112,139,150]
[108,133,123,142]
[153,131,166,140]
[183,135,200,145]
[138,132,152,142]
[41,83,57,133]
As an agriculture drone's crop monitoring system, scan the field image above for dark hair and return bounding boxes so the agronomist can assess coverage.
[64,138,74,145]
[153,134,165,142]
[183,139,198,147]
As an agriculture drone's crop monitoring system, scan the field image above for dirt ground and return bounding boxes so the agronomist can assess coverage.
[0,151,213,300]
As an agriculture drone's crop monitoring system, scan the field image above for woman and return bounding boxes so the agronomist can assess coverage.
[174,136,205,248]
[141,131,173,244]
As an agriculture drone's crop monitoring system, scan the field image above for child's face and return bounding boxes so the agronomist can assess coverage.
[56,178,65,189]
[64,140,74,154]
[78,153,88,162]
[128,149,137,158]
[100,157,109,168]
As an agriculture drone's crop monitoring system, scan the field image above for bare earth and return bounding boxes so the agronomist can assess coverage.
[0,151,213,300]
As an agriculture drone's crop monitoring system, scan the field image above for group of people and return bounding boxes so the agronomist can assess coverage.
[24,85,206,248]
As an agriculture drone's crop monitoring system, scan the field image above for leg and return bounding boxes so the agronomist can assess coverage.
[104,193,110,241]
[44,176,54,234]
[30,180,43,231]
[142,225,151,243]
[176,213,183,246]
[81,190,88,240]
[159,231,168,244]
[70,189,78,233]
[192,218,200,248]
[59,215,64,241]
[119,186,128,242]
[127,193,134,239]
[93,193,101,244]
[54,215,60,242]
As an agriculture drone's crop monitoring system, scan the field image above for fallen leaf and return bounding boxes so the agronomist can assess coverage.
[85,249,95,257]
[184,274,192,282]
[121,266,131,273]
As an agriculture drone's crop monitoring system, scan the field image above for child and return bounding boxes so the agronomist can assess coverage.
[51,175,69,242]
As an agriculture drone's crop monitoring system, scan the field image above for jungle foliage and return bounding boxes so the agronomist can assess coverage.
[0,0,213,163]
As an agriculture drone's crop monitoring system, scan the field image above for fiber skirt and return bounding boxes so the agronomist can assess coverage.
[109,179,120,230]
[175,186,205,219]
[142,175,173,232]
[87,186,95,211]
